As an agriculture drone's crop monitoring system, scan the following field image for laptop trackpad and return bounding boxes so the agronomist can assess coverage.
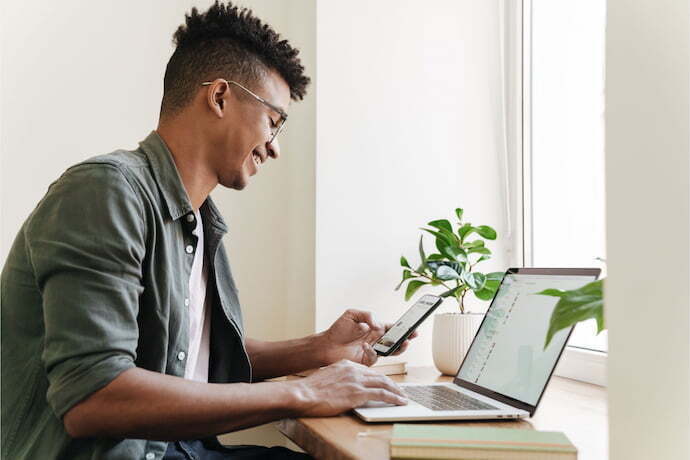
[357,400,398,409]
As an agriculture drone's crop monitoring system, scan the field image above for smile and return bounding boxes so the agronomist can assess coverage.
[252,152,263,167]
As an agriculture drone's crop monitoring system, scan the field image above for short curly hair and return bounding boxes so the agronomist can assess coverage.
[160,1,310,118]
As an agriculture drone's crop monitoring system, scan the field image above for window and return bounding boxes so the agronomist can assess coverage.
[523,0,607,384]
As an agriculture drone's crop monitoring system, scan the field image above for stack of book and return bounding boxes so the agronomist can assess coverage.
[390,424,577,459]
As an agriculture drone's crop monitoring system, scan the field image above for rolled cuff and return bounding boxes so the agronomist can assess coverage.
[46,353,135,419]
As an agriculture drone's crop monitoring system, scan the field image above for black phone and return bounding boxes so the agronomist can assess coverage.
[373,294,444,356]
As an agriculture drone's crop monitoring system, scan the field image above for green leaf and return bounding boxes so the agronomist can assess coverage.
[427,219,453,234]
[476,255,491,263]
[486,272,504,281]
[475,225,497,240]
[421,228,453,244]
[468,246,491,255]
[394,270,416,291]
[428,261,462,277]
[440,245,468,263]
[458,223,474,240]
[484,280,501,292]
[405,280,427,301]
[464,240,485,249]
[455,208,464,222]
[439,227,460,244]
[421,228,455,255]
[536,288,568,297]
[436,265,461,280]
[426,261,441,271]
[473,287,496,301]
[427,253,445,261]
[418,236,427,271]
[539,280,605,349]
[400,256,411,268]
[462,271,486,290]
[472,273,487,290]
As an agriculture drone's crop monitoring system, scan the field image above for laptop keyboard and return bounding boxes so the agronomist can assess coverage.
[404,386,498,411]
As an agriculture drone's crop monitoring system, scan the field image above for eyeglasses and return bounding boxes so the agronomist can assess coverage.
[201,79,288,145]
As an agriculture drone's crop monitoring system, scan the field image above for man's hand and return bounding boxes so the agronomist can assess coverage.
[317,309,418,366]
[291,360,408,417]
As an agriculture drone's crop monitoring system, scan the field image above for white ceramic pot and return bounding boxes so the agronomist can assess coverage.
[432,312,484,375]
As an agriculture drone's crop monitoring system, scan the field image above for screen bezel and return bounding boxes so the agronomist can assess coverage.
[452,267,601,416]
[373,294,444,356]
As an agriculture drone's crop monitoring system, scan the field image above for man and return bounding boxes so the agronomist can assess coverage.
[0,2,412,459]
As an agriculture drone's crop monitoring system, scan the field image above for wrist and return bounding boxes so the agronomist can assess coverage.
[282,379,316,417]
[310,331,334,367]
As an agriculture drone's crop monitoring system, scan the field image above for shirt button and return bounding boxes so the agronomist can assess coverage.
[185,245,194,254]
[184,298,190,306]
[177,351,186,361]
[145,453,155,460]
[186,214,195,223]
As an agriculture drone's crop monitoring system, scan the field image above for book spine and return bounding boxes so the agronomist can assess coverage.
[391,445,577,460]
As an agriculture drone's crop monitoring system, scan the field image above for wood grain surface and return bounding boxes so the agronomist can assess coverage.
[278,366,607,460]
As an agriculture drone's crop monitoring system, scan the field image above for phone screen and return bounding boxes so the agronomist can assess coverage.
[373,294,442,355]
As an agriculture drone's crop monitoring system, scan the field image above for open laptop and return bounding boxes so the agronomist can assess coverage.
[354,267,600,422]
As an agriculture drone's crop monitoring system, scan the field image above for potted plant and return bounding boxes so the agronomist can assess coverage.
[537,278,605,349]
[396,208,503,375]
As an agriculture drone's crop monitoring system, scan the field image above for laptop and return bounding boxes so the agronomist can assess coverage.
[354,267,600,422]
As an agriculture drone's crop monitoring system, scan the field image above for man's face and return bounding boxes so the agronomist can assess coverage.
[204,70,291,190]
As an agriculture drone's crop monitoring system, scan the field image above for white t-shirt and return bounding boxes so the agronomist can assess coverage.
[184,208,211,382]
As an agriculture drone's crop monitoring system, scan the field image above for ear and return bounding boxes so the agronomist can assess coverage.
[205,79,231,119]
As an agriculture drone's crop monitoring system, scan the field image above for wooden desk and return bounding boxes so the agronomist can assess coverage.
[278,367,607,460]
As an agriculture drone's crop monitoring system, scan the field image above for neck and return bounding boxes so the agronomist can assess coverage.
[156,117,218,210]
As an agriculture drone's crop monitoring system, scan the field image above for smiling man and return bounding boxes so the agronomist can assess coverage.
[0,2,412,460]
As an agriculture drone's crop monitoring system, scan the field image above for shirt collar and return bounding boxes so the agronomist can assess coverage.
[139,131,228,232]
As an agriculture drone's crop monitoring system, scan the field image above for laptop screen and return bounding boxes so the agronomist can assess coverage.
[456,269,598,407]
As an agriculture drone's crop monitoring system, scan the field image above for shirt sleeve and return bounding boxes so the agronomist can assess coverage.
[25,162,146,419]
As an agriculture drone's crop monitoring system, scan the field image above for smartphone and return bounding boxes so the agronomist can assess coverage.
[373,294,444,356]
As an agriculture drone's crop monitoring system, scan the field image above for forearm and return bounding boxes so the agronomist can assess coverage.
[246,334,330,380]
[63,367,306,440]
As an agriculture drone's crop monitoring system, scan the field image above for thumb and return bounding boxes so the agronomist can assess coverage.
[357,322,370,336]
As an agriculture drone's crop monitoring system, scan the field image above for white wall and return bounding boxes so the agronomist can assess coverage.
[0,0,314,448]
[315,0,522,366]
[606,1,690,458]
[2,0,520,371]
[212,0,316,342]
[0,0,316,343]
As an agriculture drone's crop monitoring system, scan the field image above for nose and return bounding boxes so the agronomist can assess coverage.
[266,138,281,159]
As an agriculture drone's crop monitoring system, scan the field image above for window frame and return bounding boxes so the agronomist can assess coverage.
[519,0,608,387]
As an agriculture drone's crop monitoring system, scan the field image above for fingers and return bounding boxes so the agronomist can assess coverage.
[345,309,376,327]
[361,342,378,366]
[366,388,408,406]
[362,374,406,399]
[346,309,384,334]
[345,309,385,343]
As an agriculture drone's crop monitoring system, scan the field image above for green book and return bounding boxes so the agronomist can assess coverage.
[391,424,577,460]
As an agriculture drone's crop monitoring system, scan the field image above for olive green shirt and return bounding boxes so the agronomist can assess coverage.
[1,131,252,460]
